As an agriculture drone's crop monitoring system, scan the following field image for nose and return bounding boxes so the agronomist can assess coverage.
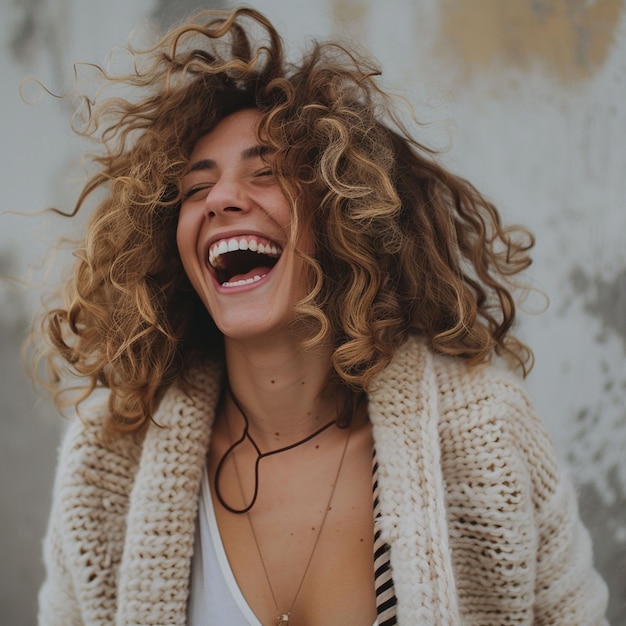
[204,177,252,220]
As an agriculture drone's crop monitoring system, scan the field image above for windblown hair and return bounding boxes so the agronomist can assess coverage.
[34,7,534,433]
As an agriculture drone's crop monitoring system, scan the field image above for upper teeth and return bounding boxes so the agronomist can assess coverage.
[209,236,282,268]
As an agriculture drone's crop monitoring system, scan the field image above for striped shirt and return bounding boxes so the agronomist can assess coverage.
[373,450,397,625]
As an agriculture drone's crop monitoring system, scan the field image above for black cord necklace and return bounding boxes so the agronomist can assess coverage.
[214,384,338,514]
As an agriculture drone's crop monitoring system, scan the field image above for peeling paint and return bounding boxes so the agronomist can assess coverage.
[562,265,626,512]
[571,266,626,351]
[433,0,623,85]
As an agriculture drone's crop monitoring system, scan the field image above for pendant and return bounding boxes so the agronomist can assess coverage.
[276,612,290,624]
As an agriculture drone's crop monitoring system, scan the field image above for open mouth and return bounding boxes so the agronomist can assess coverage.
[209,236,283,287]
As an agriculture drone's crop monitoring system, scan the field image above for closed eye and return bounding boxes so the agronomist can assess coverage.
[182,183,214,201]
[254,167,275,179]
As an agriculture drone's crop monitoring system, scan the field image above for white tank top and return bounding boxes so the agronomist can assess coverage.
[187,466,379,625]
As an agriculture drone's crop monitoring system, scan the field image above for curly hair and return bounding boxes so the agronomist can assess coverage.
[33,7,533,433]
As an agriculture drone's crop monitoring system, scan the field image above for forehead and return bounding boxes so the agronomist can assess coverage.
[189,108,263,163]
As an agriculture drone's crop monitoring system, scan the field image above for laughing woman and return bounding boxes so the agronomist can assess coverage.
[36,7,608,626]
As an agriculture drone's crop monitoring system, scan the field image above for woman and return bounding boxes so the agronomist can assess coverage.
[36,7,608,625]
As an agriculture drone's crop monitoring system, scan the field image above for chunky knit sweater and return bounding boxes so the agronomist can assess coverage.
[38,336,608,625]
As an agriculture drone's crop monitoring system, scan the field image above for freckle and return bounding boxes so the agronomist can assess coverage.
[311,527,316,531]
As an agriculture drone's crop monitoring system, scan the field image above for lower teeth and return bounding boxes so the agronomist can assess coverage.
[222,274,266,287]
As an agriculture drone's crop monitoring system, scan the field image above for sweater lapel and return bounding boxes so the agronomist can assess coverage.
[116,361,222,625]
[368,337,461,625]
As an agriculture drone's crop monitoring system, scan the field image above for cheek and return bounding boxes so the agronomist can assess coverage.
[265,184,293,229]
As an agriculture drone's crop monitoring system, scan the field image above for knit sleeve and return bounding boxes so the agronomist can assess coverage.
[38,421,84,626]
[39,521,83,626]
[37,398,141,626]
[506,384,609,626]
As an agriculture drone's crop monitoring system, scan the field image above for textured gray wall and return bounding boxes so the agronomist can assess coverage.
[1,0,624,624]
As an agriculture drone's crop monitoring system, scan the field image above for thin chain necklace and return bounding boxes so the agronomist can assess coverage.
[220,386,352,625]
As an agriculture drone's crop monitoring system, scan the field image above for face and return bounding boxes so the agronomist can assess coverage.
[177,108,308,342]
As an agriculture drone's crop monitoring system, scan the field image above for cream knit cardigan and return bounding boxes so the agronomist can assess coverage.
[38,336,608,625]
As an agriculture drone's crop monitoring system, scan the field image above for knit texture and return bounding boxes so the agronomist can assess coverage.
[38,337,609,625]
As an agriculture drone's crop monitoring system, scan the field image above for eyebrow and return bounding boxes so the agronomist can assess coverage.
[188,145,273,173]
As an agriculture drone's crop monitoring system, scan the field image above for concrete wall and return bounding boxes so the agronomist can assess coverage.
[1,0,624,623]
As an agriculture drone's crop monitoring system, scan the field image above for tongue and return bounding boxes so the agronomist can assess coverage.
[229,266,272,283]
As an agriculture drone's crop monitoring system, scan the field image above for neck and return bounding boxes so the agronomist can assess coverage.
[223,334,341,448]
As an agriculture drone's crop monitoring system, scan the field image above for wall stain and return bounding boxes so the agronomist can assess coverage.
[9,0,44,62]
[565,265,626,511]
[151,0,225,29]
[331,0,370,42]
[7,0,67,92]
[578,473,626,624]
[571,266,626,350]
[433,0,623,85]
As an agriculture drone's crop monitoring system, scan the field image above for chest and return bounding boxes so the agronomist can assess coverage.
[207,426,378,626]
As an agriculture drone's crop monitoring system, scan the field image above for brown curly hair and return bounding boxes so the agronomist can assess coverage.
[33,7,534,433]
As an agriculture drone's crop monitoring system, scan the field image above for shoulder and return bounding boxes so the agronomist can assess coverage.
[431,346,540,436]
[425,342,562,512]
[371,334,533,416]
[56,358,223,474]
[371,335,561,498]
[50,359,224,516]
[51,391,145,504]
[429,346,555,457]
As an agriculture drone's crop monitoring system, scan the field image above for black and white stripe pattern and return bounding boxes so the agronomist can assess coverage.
[373,450,397,625]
